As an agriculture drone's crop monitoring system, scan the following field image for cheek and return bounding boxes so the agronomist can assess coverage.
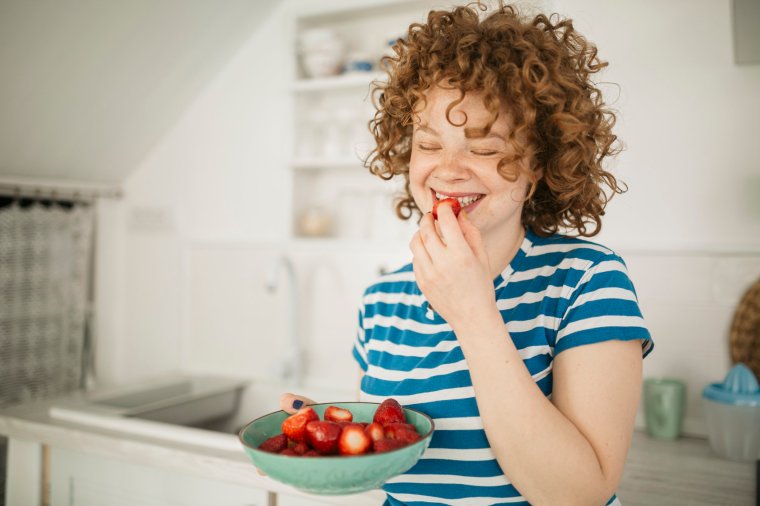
[408,159,428,191]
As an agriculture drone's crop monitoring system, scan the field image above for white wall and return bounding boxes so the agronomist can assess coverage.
[94,3,293,384]
[95,0,760,435]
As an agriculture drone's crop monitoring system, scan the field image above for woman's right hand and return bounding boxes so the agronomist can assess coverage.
[279,392,317,414]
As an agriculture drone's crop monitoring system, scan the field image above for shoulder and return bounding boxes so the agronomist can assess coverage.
[361,262,419,302]
[523,230,627,274]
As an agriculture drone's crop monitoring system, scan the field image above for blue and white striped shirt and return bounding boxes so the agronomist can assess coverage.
[352,229,653,506]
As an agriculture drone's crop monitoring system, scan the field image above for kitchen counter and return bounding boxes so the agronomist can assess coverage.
[0,398,756,506]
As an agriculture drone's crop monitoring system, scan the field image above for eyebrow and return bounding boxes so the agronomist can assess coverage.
[415,124,508,142]
[478,130,507,142]
[414,125,439,136]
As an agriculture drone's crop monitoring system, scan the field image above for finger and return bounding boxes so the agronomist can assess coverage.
[410,232,435,288]
[256,468,267,477]
[436,203,468,249]
[458,210,489,264]
[409,230,433,266]
[280,393,316,414]
[418,212,447,258]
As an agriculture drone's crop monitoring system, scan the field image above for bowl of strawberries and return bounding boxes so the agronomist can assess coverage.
[238,399,434,495]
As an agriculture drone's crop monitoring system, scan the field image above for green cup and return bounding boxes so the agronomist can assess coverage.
[644,378,687,440]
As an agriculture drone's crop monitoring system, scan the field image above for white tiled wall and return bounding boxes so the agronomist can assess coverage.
[622,251,760,435]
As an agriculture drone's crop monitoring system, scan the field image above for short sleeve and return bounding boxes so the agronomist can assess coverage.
[555,254,654,358]
[352,301,369,372]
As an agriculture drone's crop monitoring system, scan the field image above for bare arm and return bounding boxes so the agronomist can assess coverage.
[455,307,642,506]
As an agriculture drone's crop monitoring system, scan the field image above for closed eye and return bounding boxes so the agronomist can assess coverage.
[471,150,500,156]
[416,144,440,151]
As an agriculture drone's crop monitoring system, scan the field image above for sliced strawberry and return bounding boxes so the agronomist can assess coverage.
[279,448,298,456]
[384,423,421,443]
[373,398,407,426]
[338,423,372,455]
[281,406,319,443]
[365,422,384,446]
[374,438,408,453]
[324,405,353,423]
[305,420,342,455]
[432,197,462,220]
[258,433,288,453]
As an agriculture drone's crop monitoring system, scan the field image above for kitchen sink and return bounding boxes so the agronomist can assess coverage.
[48,375,354,452]
[51,374,248,424]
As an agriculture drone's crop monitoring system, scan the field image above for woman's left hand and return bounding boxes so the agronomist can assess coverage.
[409,203,495,329]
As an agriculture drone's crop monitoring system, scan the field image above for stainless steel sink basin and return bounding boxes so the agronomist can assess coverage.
[50,374,249,428]
[47,376,353,452]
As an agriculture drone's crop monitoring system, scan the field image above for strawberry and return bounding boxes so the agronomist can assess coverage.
[432,197,462,220]
[365,422,384,446]
[305,420,342,455]
[384,423,421,444]
[281,406,319,443]
[373,398,407,426]
[374,438,408,453]
[303,449,320,457]
[324,405,353,423]
[338,423,372,455]
[258,433,288,453]
[291,441,309,455]
[279,448,298,456]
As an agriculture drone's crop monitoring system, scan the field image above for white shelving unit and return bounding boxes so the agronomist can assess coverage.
[287,0,438,243]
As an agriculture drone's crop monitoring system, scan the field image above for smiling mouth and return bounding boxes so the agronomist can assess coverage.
[433,190,485,207]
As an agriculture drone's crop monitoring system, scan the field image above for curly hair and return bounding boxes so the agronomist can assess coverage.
[366,1,624,237]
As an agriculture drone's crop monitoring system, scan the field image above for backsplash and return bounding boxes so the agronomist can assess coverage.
[181,240,760,437]
[622,250,760,435]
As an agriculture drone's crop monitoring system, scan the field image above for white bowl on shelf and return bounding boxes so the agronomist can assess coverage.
[298,28,344,78]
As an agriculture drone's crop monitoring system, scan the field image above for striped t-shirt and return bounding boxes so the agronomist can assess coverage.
[352,229,653,506]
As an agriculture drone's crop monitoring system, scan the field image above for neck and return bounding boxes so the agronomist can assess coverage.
[485,224,526,279]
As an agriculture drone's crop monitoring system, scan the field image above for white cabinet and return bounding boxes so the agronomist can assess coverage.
[49,447,269,506]
[287,0,438,242]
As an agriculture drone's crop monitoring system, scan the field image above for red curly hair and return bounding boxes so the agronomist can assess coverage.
[367,2,624,237]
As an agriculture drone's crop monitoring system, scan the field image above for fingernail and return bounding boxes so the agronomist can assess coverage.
[292,399,304,410]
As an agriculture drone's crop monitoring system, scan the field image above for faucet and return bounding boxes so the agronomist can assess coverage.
[265,254,302,387]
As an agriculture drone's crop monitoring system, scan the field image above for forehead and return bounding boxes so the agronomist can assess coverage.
[413,85,509,129]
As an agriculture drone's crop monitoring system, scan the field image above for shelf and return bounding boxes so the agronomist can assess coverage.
[291,71,384,92]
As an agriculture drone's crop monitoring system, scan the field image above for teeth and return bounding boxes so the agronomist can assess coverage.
[435,192,483,207]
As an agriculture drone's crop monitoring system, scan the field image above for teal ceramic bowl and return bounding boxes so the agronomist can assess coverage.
[238,402,434,495]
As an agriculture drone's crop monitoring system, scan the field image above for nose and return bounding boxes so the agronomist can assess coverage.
[434,151,470,182]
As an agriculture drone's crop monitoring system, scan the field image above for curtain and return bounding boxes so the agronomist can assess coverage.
[0,198,94,408]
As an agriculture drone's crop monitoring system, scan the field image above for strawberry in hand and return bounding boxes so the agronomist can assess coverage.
[410,196,499,333]
[432,197,461,220]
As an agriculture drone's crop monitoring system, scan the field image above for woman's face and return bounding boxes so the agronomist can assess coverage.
[409,85,532,245]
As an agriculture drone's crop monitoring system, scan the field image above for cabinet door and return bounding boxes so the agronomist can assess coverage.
[49,447,269,506]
